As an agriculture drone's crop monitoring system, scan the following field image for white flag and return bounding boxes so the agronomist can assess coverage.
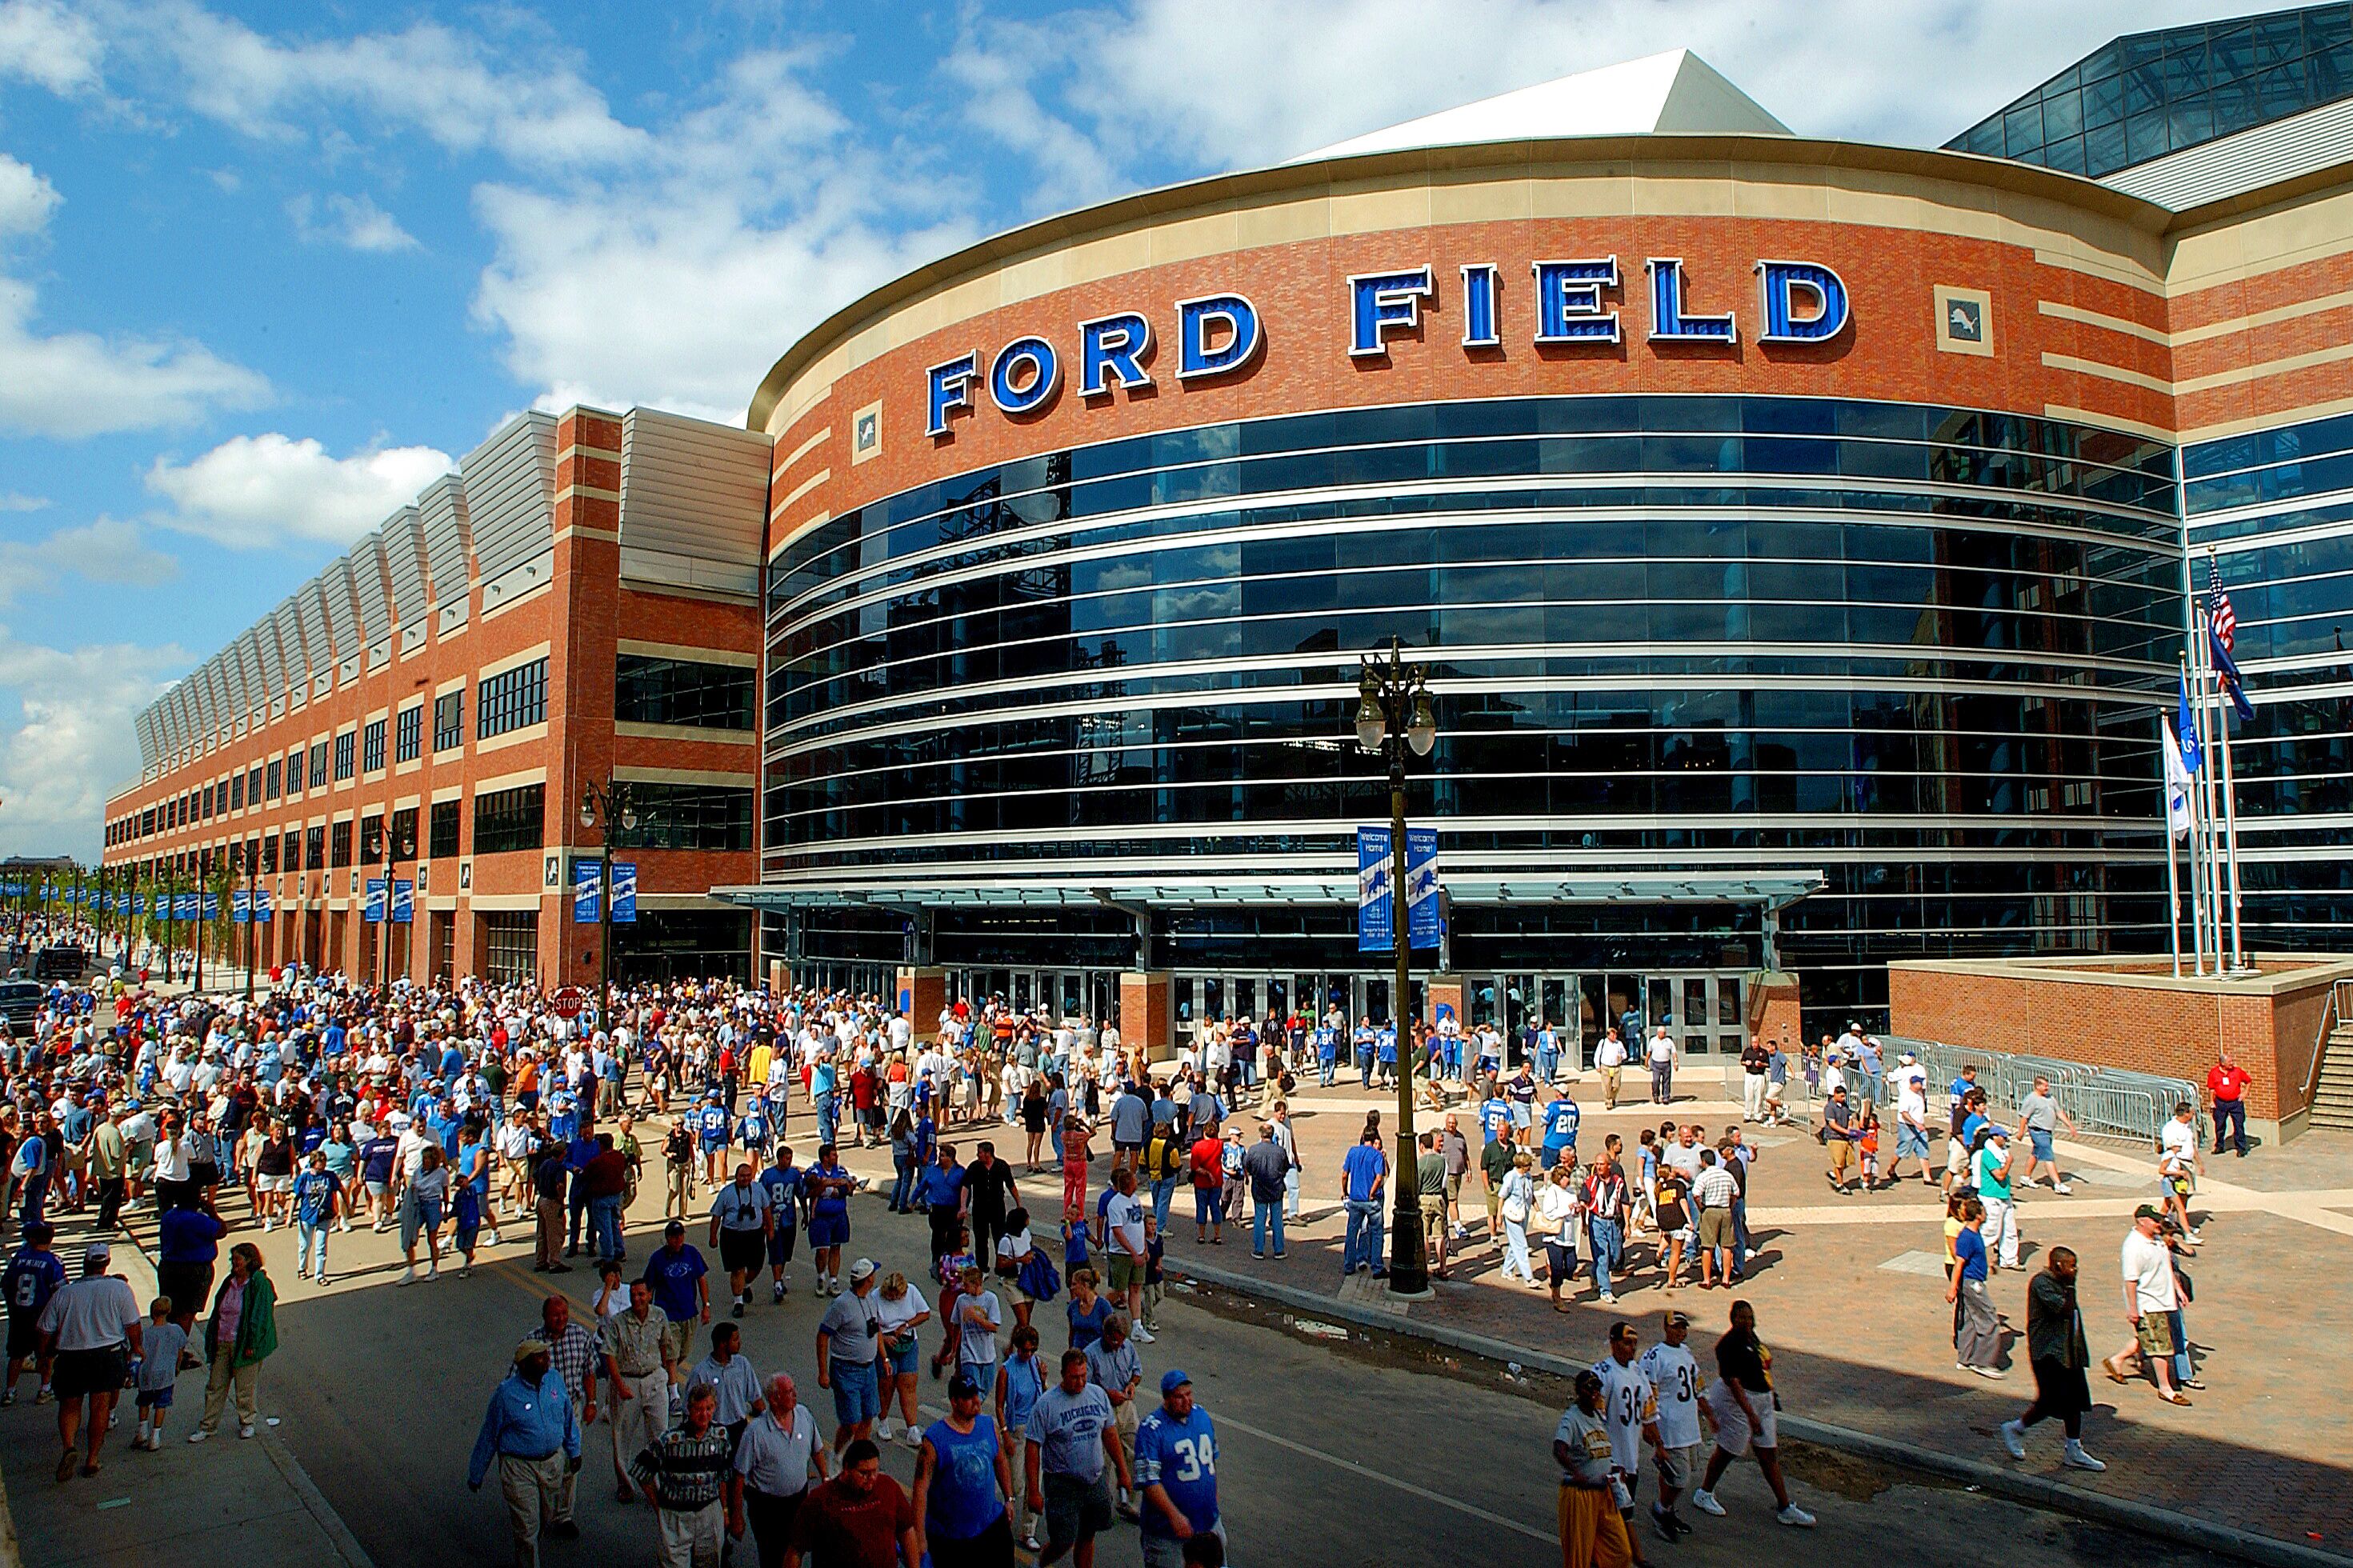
[2161,716,2194,842]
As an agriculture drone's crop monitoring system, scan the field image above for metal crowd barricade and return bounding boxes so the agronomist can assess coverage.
[1878,1034,2192,1144]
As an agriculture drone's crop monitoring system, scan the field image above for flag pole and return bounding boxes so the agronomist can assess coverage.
[2210,549,2250,973]
[2193,620,2226,974]
[2162,720,2183,978]
[2180,655,2210,976]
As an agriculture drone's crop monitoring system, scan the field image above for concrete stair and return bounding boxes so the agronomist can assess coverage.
[2313,1022,2353,1132]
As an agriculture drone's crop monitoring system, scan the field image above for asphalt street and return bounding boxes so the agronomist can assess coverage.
[226,1190,2227,1568]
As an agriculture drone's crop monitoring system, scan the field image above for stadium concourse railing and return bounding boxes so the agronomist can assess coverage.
[1718,1038,2196,1146]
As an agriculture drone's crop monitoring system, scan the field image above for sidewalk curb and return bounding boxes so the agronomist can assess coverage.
[1164,1257,2352,1568]
[110,1222,376,1568]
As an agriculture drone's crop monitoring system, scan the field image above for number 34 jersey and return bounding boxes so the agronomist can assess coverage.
[1638,1342,1704,1449]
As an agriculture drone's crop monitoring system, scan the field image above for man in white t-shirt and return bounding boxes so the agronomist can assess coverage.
[1646,1027,1678,1106]
[2156,1102,2203,1242]
[1103,1169,1154,1343]
[1637,1311,1704,1542]
[2104,1206,2185,1402]
[1891,1052,1934,1186]
[1592,1321,1663,1534]
[1596,1030,1629,1110]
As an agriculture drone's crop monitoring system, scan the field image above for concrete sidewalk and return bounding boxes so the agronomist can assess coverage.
[0,1202,370,1568]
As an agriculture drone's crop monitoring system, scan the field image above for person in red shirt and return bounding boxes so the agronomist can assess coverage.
[1187,1131,1224,1247]
[2207,1050,2252,1158]
[785,1438,916,1568]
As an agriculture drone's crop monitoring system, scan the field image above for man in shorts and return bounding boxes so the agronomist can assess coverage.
[708,1162,774,1319]
[814,1258,883,1456]
[2,1220,64,1406]
[1891,1051,1936,1185]
[1102,1169,1154,1343]
[2013,1075,2076,1194]
[1591,1322,1663,1549]
[1637,1311,1704,1542]
[1026,1347,1129,1568]
[2157,1102,2203,1243]
[38,1241,143,1482]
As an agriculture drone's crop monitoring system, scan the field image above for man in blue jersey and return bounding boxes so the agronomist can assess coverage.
[757,1146,802,1302]
[1478,1090,1514,1149]
[1314,1022,1340,1087]
[1541,1088,1583,1174]
[695,1091,734,1186]
[1134,1370,1219,1568]
[1353,1020,1376,1088]
[1375,1022,1399,1088]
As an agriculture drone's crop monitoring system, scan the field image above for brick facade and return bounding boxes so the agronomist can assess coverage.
[1887,956,2353,1140]
[101,406,764,988]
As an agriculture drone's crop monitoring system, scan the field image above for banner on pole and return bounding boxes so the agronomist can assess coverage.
[573,858,602,924]
[1357,826,1394,952]
[391,878,414,924]
[231,889,250,924]
[610,862,637,924]
[1405,826,1443,950]
[363,878,386,924]
[253,886,271,921]
[2161,718,2195,842]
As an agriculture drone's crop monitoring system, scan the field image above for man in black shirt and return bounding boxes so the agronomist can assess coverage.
[961,1143,1021,1270]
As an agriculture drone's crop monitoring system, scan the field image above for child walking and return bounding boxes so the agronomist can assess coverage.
[133,1296,189,1450]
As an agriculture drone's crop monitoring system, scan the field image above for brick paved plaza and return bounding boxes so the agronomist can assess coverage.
[924,1067,2353,1557]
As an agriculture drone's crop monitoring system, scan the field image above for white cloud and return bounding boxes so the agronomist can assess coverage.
[0,153,59,237]
[0,153,268,438]
[0,493,46,511]
[469,47,974,421]
[134,2,646,170]
[144,430,452,548]
[0,516,179,606]
[956,0,2226,172]
[0,0,104,97]
[0,626,182,860]
[288,191,419,253]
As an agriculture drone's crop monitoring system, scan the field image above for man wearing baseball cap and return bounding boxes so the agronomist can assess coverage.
[1133,1369,1221,1567]
[912,1370,1014,1562]
[467,1338,582,1568]
[38,1240,142,1482]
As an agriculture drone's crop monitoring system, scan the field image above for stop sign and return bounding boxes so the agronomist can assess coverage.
[550,985,588,1019]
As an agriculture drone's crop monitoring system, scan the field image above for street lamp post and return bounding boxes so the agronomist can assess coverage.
[243,845,258,1005]
[379,841,395,994]
[578,780,636,1037]
[1353,634,1438,1299]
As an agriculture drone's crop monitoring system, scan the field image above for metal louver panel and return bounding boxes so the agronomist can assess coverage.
[2103,94,2353,210]
[255,613,286,702]
[298,579,333,673]
[350,534,392,645]
[274,598,310,690]
[618,407,773,595]
[234,630,265,716]
[135,708,159,775]
[222,640,250,718]
[382,507,429,628]
[321,560,360,666]
[418,474,474,600]
[462,411,558,582]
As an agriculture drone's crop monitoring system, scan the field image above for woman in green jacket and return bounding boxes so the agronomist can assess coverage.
[192,1242,277,1442]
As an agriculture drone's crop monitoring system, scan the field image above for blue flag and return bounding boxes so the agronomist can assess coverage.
[2176,674,2202,774]
[2209,625,2257,723]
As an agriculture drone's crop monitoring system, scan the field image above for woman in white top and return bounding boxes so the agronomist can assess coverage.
[1498,1151,1540,1287]
[873,1271,931,1448]
[1535,1164,1583,1311]
[395,1144,448,1286]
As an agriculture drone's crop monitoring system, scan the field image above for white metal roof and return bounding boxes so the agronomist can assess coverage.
[1295,49,1787,164]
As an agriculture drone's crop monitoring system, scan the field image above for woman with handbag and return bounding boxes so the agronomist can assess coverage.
[993,1206,1042,1330]
[1498,1151,1539,1287]
[1535,1162,1583,1312]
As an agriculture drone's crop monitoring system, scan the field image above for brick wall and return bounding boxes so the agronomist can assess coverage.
[1887,958,2353,1126]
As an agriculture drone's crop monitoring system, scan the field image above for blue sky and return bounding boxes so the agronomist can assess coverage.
[0,0,2219,858]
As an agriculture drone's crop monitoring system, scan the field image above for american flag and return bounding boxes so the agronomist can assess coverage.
[2207,555,2236,654]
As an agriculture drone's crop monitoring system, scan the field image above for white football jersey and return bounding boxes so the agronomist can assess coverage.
[1637,1342,1703,1448]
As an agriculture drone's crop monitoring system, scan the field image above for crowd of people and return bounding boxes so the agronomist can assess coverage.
[0,938,2256,1566]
